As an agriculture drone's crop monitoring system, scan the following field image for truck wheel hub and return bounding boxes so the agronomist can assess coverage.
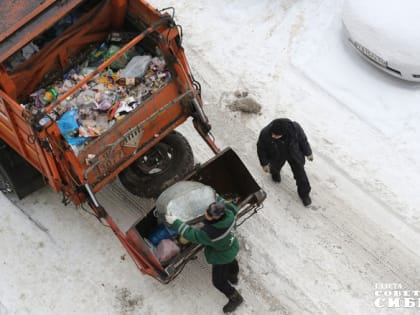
[136,143,173,175]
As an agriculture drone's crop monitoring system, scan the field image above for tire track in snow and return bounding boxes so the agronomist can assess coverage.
[292,65,384,137]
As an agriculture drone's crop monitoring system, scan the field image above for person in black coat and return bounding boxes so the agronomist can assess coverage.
[257,118,313,206]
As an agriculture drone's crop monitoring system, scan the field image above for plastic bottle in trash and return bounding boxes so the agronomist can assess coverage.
[42,88,59,104]
[116,77,142,86]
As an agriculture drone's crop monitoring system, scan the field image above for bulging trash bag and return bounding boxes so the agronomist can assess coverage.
[156,239,180,264]
[156,181,216,222]
[121,55,152,78]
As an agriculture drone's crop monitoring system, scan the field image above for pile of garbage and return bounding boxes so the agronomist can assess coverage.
[25,33,171,151]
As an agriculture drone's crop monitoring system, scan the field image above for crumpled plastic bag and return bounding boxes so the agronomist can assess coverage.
[156,239,180,264]
[105,45,137,70]
[148,224,178,246]
[57,109,88,146]
[155,181,216,222]
[121,55,152,78]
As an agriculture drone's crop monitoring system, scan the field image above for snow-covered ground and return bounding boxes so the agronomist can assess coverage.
[1,0,420,314]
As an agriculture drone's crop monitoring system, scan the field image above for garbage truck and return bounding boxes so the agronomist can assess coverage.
[0,0,266,283]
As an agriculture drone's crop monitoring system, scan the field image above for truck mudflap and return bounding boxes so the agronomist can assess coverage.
[88,147,266,283]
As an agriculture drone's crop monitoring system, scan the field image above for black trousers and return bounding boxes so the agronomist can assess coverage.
[270,158,311,198]
[212,259,239,298]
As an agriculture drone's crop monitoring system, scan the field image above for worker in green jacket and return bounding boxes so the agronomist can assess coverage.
[165,199,244,313]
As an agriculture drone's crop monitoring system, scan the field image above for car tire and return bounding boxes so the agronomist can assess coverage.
[118,131,194,199]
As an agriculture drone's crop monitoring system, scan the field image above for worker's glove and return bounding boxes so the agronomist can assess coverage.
[165,212,177,225]
[262,165,270,173]
[307,154,314,162]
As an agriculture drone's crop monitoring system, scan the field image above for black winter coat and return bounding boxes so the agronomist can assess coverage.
[257,119,312,166]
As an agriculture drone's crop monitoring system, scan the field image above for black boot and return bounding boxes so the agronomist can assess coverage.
[271,172,281,183]
[300,195,312,207]
[223,290,244,313]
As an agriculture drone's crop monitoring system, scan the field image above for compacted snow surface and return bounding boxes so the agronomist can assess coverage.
[1,1,420,314]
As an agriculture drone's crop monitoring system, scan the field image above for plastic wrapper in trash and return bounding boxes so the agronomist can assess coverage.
[121,55,152,78]
[22,42,39,59]
[96,90,117,111]
[76,90,96,107]
[155,181,216,223]
[30,89,46,108]
[149,224,178,246]
[57,109,88,146]
[115,98,138,117]
[156,239,180,264]
[150,56,166,71]
[104,45,137,70]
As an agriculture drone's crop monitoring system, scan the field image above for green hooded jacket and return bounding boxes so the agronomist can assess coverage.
[172,199,239,265]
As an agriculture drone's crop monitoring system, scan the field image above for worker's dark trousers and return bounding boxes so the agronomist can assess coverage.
[212,259,239,298]
[270,158,311,198]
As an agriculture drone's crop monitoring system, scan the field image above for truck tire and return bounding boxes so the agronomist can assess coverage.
[118,131,194,199]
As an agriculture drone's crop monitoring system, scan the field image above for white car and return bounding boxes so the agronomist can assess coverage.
[342,0,420,82]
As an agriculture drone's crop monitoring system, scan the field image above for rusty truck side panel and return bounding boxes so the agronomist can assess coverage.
[0,90,55,188]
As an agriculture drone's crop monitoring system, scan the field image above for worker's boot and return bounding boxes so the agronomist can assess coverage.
[271,172,281,183]
[300,195,312,207]
[223,290,244,313]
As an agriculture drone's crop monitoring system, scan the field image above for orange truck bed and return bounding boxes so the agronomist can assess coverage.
[0,0,214,202]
